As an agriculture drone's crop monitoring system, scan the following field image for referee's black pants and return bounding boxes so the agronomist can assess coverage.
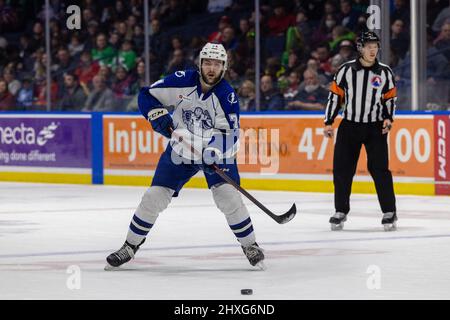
[333,119,396,214]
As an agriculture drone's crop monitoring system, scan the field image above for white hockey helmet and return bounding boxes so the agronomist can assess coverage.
[198,42,228,87]
[199,42,228,71]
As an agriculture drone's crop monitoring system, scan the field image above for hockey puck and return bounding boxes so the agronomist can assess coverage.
[241,289,253,295]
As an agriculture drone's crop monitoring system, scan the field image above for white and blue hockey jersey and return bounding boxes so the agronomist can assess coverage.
[138,70,240,161]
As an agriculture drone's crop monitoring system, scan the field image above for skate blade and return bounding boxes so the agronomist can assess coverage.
[104,263,121,271]
[383,222,397,232]
[331,223,344,231]
[255,261,266,271]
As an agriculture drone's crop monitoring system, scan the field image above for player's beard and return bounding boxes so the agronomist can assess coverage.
[202,71,222,86]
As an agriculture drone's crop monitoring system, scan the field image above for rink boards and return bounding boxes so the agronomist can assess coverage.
[0,112,449,195]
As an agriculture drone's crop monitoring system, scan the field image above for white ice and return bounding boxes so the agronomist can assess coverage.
[0,182,449,300]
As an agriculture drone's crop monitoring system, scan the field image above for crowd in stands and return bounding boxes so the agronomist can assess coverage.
[0,0,449,112]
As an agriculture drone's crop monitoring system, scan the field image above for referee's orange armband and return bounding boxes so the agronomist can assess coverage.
[329,81,345,99]
[383,87,397,100]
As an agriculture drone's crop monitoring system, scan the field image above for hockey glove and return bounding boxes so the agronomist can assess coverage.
[147,107,173,139]
[199,130,239,175]
[200,146,221,175]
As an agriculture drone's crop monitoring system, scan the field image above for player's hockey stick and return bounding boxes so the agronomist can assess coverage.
[168,127,297,224]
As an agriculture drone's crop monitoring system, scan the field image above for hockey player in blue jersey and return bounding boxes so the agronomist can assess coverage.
[106,43,265,270]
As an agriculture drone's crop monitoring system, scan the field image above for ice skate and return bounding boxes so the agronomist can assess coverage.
[329,212,347,230]
[242,242,265,270]
[105,239,145,270]
[382,212,398,231]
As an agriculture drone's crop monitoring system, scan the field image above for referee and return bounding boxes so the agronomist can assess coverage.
[323,31,398,231]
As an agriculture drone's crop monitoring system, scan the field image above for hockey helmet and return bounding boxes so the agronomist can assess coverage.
[356,31,380,52]
[198,42,228,87]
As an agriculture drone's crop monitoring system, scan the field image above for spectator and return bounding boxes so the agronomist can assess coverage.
[2,69,21,96]
[150,19,169,64]
[83,8,96,24]
[435,22,450,60]
[30,48,46,81]
[18,35,33,63]
[29,21,45,52]
[287,69,328,111]
[338,0,360,30]
[109,31,122,51]
[129,60,146,95]
[116,20,132,42]
[267,3,296,36]
[312,13,337,48]
[390,19,409,60]
[68,33,85,58]
[186,36,206,63]
[113,0,129,21]
[336,39,357,63]
[58,73,87,111]
[54,47,76,87]
[83,75,115,112]
[329,54,346,79]
[264,57,284,80]
[250,74,285,111]
[112,66,133,99]
[84,20,99,50]
[301,0,336,21]
[160,0,185,27]
[0,79,15,110]
[169,35,184,54]
[148,50,164,83]
[238,18,250,40]
[33,77,59,109]
[284,71,301,102]
[432,5,450,34]
[391,0,410,26]
[126,15,138,37]
[74,50,100,88]
[286,10,312,57]
[313,43,332,76]
[91,33,117,68]
[113,40,137,72]
[132,24,145,53]
[300,59,329,89]
[283,51,301,76]
[15,77,34,110]
[237,79,256,111]
[0,0,19,33]
[222,27,238,51]
[329,25,355,53]
[99,65,113,87]
[208,15,232,43]
[429,0,449,32]
[226,65,244,91]
[165,49,196,75]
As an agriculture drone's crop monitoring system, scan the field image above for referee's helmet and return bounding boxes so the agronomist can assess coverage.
[356,31,380,52]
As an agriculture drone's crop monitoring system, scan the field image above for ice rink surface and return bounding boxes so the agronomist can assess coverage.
[0,182,449,300]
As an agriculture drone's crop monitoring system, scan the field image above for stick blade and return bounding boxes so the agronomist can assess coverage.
[275,203,297,224]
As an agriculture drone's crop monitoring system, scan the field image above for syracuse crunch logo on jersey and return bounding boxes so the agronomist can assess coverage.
[182,107,213,135]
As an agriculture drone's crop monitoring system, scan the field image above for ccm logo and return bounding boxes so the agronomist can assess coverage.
[147,108,167,121]
[437,120,446,179]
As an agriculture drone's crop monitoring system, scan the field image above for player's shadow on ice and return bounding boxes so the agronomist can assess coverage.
[105,266,257,273]
[329,226,422,233]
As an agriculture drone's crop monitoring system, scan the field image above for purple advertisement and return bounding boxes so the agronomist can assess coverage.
[0,115,91,168]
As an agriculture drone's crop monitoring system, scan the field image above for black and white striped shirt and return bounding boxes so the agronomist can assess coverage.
[324,59,397,125]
